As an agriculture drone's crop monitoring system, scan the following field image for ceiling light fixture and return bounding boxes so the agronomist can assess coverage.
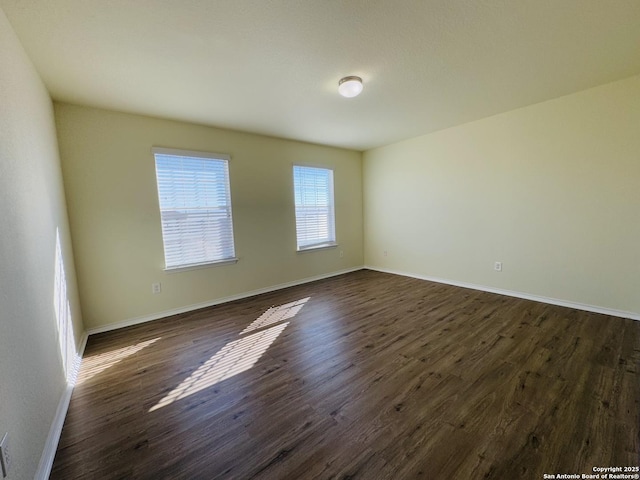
[338,76,363,98]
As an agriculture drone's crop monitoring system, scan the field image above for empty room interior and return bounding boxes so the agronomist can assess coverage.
[1,1,640,479]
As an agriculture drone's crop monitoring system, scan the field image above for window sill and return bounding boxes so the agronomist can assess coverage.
[164,257,238,273]
[296,243,338,253]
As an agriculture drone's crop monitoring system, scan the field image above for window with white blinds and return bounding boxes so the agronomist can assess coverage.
[293,165,336,250]
[152,148,236,269]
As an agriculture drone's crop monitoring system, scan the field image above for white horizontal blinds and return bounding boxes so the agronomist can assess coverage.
[293,165,336,250]
[154,150,236,269]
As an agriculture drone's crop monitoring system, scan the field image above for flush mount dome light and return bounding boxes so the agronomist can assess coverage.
[338,76,363,98]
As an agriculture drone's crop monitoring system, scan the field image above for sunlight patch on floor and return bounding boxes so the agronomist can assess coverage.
[240,297,310,335]
[77,337,160,385]
[149,322,288,411]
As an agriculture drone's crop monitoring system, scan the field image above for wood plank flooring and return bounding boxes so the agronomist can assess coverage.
[50,270,640,479]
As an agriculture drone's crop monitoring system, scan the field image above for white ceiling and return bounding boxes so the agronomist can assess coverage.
[2,1,640,151]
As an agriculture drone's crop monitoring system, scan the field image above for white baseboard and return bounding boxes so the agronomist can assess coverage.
[365,265,640,321]
[35,331,88,480]
[87,266,365,335]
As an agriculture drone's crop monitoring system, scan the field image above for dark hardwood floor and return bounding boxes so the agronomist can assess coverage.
[51,269,640,479]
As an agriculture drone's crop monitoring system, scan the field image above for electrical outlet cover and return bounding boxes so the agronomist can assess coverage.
[0,432,11,477]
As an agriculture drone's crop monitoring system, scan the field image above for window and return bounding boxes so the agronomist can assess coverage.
[153,148,236,269]
[293,165,336,250]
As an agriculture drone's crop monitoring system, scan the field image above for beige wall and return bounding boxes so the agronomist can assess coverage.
[364,75,640,317]
[0,9,84,480]
[54,104,363,330]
